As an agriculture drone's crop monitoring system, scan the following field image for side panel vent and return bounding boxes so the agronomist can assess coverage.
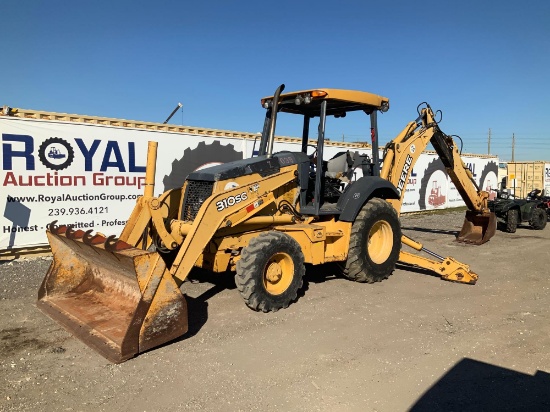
[181,181,214,221]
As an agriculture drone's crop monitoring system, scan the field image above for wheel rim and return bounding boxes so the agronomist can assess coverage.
[367,220,394,264]
[263,252,294,295]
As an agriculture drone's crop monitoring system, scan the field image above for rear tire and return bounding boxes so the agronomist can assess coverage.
[505,209,518,233]
[235,231,305,312]
[530,208,547,230]
[339,198,401,283]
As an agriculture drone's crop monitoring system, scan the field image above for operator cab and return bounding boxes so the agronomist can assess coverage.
[257,85,390,216]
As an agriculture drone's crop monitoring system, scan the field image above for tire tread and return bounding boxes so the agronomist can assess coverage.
[235,231,304,312]
[339,198,401,283]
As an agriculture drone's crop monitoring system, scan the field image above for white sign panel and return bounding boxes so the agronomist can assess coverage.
[386,153,498,213]
[0,117,245,249]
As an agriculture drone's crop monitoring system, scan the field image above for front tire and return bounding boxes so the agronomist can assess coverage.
[505,209,518,233]
[530,208,547,230]
[235,231,305,312]
[340,198,401,283]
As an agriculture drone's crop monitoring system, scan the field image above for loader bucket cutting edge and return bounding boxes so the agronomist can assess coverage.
[457,211,497,245]
[37,225,188,363]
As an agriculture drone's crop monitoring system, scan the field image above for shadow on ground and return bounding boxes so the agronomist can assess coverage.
[395,262,441,280]
[174,263,341,341]
[410,358,550,411]
[174,268,238,340]
[401,226,459,237]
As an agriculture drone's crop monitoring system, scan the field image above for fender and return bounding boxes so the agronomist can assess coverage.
[521,202,538,220]
[498,200,524,213]
[337,177,399,222]
[494,200,517,214]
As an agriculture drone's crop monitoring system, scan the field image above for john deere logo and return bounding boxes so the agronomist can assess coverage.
[38,137,75,170]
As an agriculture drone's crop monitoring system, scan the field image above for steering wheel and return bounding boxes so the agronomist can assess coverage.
[306,144,318,178]
[307,144,318,160]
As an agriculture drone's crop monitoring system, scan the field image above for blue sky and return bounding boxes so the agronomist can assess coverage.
[1,0,549,161]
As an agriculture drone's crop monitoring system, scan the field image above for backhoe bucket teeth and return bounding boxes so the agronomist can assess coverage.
[37,223,188,363]
[457,211,497,245]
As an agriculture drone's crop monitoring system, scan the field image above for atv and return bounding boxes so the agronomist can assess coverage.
[489,189,547,233]
[526,189,550,221]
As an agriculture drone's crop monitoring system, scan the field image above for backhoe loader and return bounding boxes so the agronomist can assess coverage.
[38,84,495,363]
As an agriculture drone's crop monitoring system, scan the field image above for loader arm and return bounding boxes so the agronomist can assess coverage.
[380,104,496,245]
[168,169,297,283]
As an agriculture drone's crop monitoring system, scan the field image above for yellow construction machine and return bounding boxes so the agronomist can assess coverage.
[37,85,495,363]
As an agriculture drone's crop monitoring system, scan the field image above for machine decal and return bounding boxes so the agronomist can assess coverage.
[246,199,264,213]
[216,192,248,212]
[224,182,239,190]
[396,154,413,198]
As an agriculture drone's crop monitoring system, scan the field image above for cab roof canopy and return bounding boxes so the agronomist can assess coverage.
[261,88,390,117]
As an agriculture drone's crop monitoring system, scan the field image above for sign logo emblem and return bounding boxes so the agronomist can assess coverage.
[38,137,75,170]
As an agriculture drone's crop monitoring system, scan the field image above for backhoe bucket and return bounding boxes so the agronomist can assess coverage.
[37,223,188,363]
[457,211,497,245]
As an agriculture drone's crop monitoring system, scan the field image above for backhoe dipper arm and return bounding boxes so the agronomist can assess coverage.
[429,128,489,213]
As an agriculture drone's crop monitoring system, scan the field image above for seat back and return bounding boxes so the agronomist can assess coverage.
[326,152,350,178]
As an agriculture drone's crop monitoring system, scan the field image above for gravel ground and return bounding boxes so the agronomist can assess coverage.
[1,209,549,411]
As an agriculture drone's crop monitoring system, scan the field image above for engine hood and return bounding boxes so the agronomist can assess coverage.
[186,152,308,182]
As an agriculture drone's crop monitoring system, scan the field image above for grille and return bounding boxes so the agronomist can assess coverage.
[181,180,214,221]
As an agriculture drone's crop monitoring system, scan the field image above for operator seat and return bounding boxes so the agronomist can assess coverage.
[325,151,355,180]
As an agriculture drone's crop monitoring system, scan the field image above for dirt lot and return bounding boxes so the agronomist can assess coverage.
[1,209,549,412]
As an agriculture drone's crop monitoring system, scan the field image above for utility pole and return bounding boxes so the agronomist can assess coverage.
[511,133,515,162]
[488,128,491,155]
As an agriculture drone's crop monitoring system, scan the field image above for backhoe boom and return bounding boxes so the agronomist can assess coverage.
[381,104,496,245]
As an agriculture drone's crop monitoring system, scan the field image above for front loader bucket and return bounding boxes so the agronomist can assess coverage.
[457,211,497,245]
[37,223,188,363]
